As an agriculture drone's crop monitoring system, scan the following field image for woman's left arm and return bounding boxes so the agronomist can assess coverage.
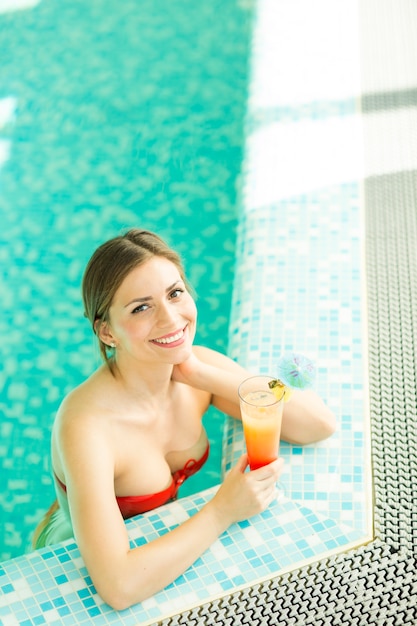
[172,346,336,445]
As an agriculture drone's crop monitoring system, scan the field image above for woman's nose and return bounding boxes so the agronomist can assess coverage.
[156,302,176,326]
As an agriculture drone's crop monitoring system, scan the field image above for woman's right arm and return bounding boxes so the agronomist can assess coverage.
[58,415,283,610]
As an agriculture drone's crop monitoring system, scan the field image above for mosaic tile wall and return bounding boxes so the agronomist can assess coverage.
[0,489,366,626]
[223,187,371,535]
[224,0,371,543]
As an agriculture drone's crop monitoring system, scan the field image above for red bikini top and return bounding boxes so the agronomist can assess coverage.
[54,443,210,520]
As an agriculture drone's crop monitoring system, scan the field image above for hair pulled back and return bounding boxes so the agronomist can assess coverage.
[82,229,187,368]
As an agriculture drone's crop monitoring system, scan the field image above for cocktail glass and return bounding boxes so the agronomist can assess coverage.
[238,376,285,471]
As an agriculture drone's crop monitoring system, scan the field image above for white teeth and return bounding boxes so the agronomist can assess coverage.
[153,330,184,345]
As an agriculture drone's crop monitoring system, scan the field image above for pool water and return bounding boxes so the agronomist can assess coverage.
[0,0,253,561]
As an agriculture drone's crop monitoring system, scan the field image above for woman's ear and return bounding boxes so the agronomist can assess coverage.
[95,319,116,348]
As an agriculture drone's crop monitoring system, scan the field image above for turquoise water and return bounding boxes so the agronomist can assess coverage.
[0,0,253,561]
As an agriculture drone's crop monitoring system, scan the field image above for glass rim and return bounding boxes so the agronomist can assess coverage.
[238,375,284,406]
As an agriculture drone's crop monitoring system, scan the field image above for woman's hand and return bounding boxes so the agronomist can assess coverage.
[171,352,204,386]
[211,454,284,526]
[171,347,247,419]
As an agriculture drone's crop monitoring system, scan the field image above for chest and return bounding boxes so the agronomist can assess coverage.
[113,385,210,495]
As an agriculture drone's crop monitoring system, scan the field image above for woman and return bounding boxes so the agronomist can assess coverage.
[33,228,336,610]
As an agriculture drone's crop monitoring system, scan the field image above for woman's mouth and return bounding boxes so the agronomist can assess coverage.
[150,326,187,347]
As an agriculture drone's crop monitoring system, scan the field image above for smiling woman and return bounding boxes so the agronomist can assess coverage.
[31,228,335,610]
[82,230,195,368]
[97,261,195,362]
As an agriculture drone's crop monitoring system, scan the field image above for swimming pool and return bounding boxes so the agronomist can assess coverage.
[2,0,417,622]
[0,0,254,561]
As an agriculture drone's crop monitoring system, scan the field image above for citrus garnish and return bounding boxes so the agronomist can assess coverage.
[268,379,293,402]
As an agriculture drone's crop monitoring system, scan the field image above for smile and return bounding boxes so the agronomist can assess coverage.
[151,327,186,345]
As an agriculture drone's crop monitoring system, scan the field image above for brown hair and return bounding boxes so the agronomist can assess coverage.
[82,229,189,369]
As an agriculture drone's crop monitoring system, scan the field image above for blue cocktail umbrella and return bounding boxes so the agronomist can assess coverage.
[275,352,316,390]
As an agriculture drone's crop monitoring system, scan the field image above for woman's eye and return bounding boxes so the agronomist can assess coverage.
[132,303,150,314]
[170,288,184,299]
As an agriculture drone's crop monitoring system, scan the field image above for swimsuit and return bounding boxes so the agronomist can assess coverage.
[54,442,210,518]
[33,442,210,549]
[115,442,210,517]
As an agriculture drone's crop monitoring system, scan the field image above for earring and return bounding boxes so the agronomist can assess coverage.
[110,342,116,348]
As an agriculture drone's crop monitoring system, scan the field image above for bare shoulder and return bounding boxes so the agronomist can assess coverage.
[54,374,105,434]
[192,345,248,373]
[57,365,116,421]
[52,370,116,474]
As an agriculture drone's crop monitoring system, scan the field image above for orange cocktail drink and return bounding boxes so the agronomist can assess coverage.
[238,376,284,470]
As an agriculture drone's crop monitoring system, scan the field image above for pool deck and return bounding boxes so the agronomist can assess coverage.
[2,0,417,624]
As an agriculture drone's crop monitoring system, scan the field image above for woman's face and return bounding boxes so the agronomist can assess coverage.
[104,256,197,365]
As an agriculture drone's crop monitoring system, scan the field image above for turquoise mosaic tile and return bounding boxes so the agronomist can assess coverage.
[221,0,372,563]
[223,187,371,536]
[0,488,364,626]
[0,0,253,560]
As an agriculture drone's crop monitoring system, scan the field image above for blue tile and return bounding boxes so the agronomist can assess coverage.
[133,536,147,547]
[57,553,71,564]
[243,549,257,560]
[301,548,315,559]
[237,520,250,529]
[57,605,71,617]
[220,579,235,591]
[220,535,234,547]
[88,607,102,617]
[55,574,68,585]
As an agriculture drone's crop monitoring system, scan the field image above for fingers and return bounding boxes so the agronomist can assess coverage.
[218,455,284,523]
[233,455,283,477]
[235,454,249,473]
[246,458,284,503]
[251,457,284,481]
